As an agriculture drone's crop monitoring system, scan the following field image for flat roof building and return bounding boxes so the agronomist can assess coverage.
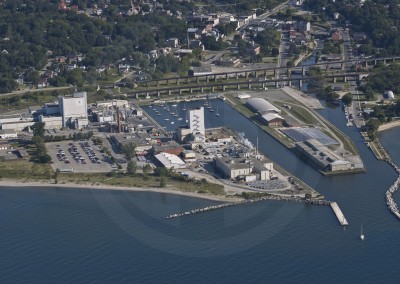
[0,129,18,139]
[295,139,353,172]
[155,152,186,169]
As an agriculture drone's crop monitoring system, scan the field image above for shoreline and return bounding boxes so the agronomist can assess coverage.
[378,120,400,132]
[0,180,242,203]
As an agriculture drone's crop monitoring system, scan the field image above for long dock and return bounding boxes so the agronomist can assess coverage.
[330,202,349,226]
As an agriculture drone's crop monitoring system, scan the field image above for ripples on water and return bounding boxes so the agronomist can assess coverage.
[1,103,400,283]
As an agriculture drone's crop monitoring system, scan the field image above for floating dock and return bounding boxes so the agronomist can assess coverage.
[330,202,349,226]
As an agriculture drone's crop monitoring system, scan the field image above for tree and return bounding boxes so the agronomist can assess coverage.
[122,142,136,160]
[342,93,353,105]
[142,163,152,175]
[127,161,137,175]
[32,122,46,137]
[305,192,312,199]
[160,175,167,187]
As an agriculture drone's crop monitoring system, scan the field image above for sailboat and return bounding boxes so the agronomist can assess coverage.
[216,107,220,117]
[360,225,365,240]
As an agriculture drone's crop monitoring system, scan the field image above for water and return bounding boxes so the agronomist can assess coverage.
[1,102,400,283]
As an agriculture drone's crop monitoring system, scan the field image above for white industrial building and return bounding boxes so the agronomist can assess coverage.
[189,107,205,136]
[155,152,186,169]
[59,92,88,129]
[215,156,273,181]
[38,92,89,130]
[0,129,18,139]
[246,98,281,114]
[0,113,35,131]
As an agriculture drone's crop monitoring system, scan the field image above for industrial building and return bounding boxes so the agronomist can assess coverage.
[59,92,88,129]
[214,156,273,181]
[37,92,89,130]
[154,152,186,169]
[295,139,354,172]
[246,98,281,114]
[0,113,35,131]
[0,129,18,139]
[260,113,285,126]
[177,107,206,144]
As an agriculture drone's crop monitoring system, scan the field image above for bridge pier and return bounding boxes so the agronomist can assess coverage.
[299,79,303,89]
[179,89,183,95]
[211,86,215,92]
[157,91,160,97]
[176,78,180,85]
[341,63,344,70]
[275,81,279,88]
[206,76,209,83]
[196,77,200,83]
[186,77,189,84]
[157,81,160,87]
[343,76,347,82]
[245,72,249,79]
[302,67,306,76]
[333,77,337,83]
[264,70,267,78]
[248,83,251,89]
[136,94,139,99]
[166,79,169,85]
[168,90,172,96]
[288,80,292,87]
[201,87,204,92]
[237,84,240,90]
[189,88,193,94]
[236,73,239,80]
[226,74,229,81]
[222,85,226,91]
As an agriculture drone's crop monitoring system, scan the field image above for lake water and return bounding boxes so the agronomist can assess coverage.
[1,102,400,283]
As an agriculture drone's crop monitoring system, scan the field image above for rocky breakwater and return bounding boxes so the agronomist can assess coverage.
[165,195,331,219]
[386,160,400,219]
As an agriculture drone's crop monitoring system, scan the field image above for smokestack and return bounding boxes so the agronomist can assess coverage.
[117,107,121,133]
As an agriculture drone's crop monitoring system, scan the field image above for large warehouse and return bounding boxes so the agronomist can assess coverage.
[246,98,281,114]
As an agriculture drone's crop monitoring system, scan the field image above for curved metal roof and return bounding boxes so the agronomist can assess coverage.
[246,98,280,114]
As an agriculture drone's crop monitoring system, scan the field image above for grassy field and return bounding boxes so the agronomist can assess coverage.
[289,106,318,125]
[0,159,224,195]
[58,173,224,195]
[0,160,53,180]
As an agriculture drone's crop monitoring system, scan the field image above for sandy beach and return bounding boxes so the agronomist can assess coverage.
[0,179,242,202]
[378,120,400,132]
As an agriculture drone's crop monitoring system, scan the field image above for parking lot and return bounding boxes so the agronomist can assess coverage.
[47,140,115,173]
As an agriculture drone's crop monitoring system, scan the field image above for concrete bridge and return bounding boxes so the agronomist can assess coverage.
[128,72,368,99]
[110,55,399,90]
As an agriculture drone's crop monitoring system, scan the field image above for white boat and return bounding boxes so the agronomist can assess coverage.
[164,118,170,121]
[171,104,177,107]
[216,107,220,117]
[171,121,175,124]
[360,225,365,241]
[177,118,183,121]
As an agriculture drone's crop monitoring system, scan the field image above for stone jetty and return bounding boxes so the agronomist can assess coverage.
[165,195,331,219]
[385,159,400,219]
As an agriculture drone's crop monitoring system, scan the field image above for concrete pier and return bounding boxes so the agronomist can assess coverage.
[330,202,349,226]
